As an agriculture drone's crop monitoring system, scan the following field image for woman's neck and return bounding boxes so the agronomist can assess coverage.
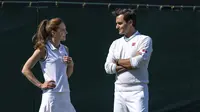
[50,39,60,48]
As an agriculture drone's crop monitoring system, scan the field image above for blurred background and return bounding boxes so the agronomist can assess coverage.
[1,0,200,112]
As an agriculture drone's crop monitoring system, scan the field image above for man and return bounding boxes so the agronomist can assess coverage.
[104,8,153,112]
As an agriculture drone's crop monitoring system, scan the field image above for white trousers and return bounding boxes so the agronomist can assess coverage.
[114,84,148,112]
[39,92,76,112]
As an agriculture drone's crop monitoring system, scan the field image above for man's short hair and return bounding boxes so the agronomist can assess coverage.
[112,8,137,27]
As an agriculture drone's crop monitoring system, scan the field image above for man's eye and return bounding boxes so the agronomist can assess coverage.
[117,22,122,25]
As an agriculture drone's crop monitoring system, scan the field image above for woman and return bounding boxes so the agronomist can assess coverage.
[21,18,76,112]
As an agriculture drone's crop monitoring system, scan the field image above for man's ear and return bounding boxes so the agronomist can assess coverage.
[128,20,133,25]
[129,20,136,26]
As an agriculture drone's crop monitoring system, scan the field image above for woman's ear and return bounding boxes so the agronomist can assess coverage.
[51,31,56,36]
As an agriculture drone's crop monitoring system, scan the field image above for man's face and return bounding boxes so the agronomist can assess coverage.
[116,14,132,35]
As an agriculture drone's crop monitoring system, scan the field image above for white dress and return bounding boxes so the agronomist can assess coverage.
[39,41,76,112]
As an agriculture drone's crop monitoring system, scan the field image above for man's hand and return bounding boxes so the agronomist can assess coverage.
[116,65,127,74]
[114,59,119,65]
[116,51,141,69]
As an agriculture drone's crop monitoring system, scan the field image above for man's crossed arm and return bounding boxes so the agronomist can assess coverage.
[115,52,140,74]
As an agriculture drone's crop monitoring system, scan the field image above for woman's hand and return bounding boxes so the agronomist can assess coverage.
[40,80,56,89]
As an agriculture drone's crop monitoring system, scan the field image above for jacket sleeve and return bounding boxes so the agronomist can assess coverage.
[130,36,153,68]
